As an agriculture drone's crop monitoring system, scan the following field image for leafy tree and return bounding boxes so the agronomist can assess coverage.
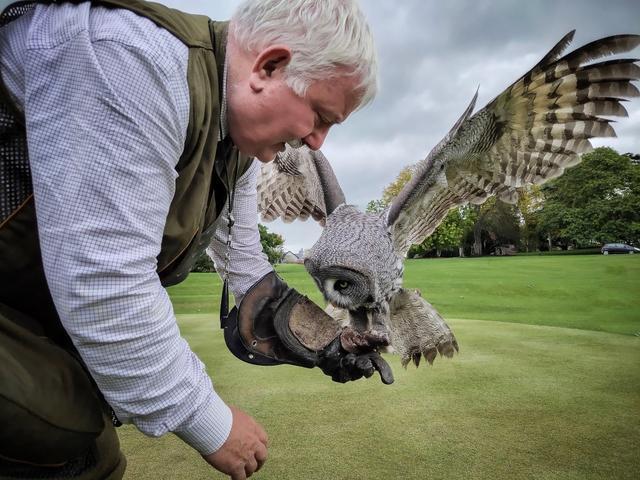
[191,250,216,273]
[365,199,387,214]
[516,185,545,252]
[191,224,286,271]
[259,223,285,264]
[408,207,472,258]
[468,198,520,256]
[538,147,640,248]
[382,166,413,205]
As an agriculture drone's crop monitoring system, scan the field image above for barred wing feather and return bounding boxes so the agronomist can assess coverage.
[257,145,346,225]
[388,31,640,255]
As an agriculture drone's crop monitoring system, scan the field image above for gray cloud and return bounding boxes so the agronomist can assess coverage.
[162,1,640,252]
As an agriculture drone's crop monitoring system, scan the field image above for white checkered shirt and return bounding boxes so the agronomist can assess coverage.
[0,2,272,455]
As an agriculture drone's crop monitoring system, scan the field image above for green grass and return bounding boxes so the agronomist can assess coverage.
[169,255,640,335]
[120,256,640,479]
[403,255,640,336]
[515,247,602,256]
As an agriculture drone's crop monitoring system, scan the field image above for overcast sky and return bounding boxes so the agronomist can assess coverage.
[7,0,636,253]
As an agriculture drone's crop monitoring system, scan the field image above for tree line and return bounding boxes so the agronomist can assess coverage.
[366,147,640,257]
[191,223,285,271]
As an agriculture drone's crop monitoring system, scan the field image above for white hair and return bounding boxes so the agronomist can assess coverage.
[230,0,378,109]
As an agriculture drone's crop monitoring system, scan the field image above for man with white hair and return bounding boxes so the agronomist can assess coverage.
[0,0,383,479]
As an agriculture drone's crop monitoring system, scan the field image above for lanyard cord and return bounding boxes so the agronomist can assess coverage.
[219,138,239,328]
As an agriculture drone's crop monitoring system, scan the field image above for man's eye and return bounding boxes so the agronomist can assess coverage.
[316,113,331,126]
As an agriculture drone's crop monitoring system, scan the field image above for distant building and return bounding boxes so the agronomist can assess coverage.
[281,250,304,264]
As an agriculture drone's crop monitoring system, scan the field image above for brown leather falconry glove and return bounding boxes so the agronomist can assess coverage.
[222,272,394,384]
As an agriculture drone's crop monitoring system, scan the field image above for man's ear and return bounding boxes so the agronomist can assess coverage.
[249,45,292,92]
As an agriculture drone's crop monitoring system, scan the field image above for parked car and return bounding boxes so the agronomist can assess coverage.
[601,243,640,255]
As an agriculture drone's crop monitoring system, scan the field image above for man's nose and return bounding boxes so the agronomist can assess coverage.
[303,126,330,150]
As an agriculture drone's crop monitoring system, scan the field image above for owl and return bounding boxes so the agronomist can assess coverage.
[257,31,639,368]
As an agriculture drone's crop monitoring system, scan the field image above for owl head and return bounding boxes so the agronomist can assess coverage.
[304,205,404,338]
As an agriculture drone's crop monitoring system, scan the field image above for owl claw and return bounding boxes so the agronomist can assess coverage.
[401,339,459,368]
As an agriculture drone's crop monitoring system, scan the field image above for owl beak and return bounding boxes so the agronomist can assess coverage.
[369,302,391,346]
[347,304,391,347]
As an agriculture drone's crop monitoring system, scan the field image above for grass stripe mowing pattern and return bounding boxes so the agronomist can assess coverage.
[119,255,640,479]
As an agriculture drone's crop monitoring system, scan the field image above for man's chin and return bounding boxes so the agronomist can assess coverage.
[254,144,285,163]
[254,152,277,163]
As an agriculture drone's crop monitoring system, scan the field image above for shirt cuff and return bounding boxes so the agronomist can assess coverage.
[173,389,233,455]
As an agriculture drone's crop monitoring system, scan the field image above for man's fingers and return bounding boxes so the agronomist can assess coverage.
[244,456,258,477]
[204,406,270,478]
[370,354,394,384]
[248,421,268,475]
[230,468,247,480]
[320,338,395,384]
[355,355,375,377]
[332,370,349,383]
[255,424,269,447]
[255,441,268,471]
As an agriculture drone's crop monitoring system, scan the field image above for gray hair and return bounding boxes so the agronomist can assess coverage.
[230,0,377,109]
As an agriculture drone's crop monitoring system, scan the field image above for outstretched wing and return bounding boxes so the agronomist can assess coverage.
[257,145,346,225]
[388,31,640,255]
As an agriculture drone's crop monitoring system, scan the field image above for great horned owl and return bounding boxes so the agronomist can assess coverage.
[257,31,639,368]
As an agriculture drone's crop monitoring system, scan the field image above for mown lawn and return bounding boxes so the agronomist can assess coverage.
[168,255,640,335]
[120,255,640,479]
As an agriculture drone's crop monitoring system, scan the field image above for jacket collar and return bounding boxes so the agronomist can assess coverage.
[211,21,230,140]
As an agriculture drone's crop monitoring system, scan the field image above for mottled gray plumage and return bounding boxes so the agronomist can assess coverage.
[257,31,639,368]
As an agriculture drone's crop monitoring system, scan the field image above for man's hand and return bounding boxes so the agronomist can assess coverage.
[203,406,268,479]
[317,336,394,385]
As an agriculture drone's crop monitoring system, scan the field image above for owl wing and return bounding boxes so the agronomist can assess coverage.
[387,31,640,255]
[257,145,346,226]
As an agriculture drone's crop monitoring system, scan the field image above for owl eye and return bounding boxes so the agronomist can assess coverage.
[334,280,350,292]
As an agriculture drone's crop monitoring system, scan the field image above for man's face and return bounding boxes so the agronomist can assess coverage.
[227,47,362,162]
